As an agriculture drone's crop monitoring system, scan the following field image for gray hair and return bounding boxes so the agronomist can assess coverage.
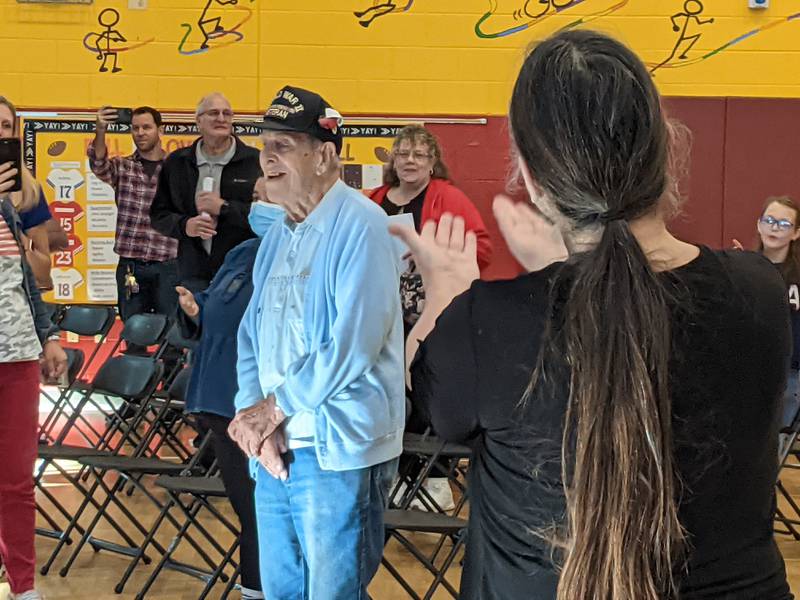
[195,92,231,117]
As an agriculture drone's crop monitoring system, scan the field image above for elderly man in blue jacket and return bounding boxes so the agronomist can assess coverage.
[228,86,405,599]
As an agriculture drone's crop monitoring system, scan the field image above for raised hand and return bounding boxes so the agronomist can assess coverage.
[95,106,118,132]
[389,213,479,308]
[492,194,568,272]
[175,286,199,317]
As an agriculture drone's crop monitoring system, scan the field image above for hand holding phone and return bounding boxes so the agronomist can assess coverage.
[115,107,133,125]
[96,106,119,131]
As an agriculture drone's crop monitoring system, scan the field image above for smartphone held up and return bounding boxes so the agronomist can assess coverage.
[0,137,22,193]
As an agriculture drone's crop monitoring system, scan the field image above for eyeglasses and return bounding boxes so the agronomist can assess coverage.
[394,150,433,161]
[759,215,796,231]
[199,109,234,120]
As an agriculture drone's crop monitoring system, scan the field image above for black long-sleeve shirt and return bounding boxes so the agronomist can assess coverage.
[411,247,793,600]
[149,137,260,291]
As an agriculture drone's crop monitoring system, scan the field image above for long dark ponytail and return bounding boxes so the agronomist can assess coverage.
[510,30,686,599]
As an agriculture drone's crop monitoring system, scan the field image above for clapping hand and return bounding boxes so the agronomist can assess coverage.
[492,194,568,272]
[389,213,479,309]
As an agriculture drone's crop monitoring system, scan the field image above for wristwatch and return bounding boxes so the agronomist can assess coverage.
[46,334,61,343]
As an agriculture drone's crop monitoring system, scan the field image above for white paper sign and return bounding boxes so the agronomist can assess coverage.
[87,269,118,302]
[387,212,415,272]
[362,164,383,190]
[88,238,119,266]
[85,164,116,202]
[52,268,84,301]
[47,168,84,202]
[50,161,81,170]
[87,204,118,232]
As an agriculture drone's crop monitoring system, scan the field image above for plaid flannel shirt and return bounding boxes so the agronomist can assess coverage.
[87,145,178,262]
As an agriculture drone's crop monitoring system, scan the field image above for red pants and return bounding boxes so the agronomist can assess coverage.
[0,360,40,594]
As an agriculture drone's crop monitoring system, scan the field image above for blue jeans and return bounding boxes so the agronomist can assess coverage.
[254,448,397,600]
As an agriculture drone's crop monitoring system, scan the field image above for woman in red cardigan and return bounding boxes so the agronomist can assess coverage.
[368,126,492,332]
[368,126,492,268]
[368,125,491,510]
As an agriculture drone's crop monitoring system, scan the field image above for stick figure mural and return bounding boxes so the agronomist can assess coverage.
[650,0,714,74]
[646,4,800,74]
[516,0,578,20]
[85,9,126,73]
[354,1,415,27]
[179,0,255,55]
[82,8,154,73]
[352,0,629,37]
[475,0,629,38]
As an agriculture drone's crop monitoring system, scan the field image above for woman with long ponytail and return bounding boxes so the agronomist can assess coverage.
[393,29,792,600]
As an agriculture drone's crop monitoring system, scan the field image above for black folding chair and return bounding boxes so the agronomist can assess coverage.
[89,313,172,441]
[134,475,240,600]
[775,389,800,539]
[378,431,471,599]
[390,432,471,516]
[38,354,166,573]
[37,315,171,573]
[161,322,197,386]
[382,509,467,600]
[38,305,116,444]
[55,367,209,593]
[54,304,116,374]
[129,368,243,599]
[139,365,198,463]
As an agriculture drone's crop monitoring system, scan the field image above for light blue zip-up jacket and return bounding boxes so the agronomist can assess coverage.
[235,180,405,471]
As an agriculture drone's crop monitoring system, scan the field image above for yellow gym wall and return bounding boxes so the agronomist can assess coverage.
[1,0,799,115]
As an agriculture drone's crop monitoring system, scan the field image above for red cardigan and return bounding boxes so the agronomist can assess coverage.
[367,178,493,271]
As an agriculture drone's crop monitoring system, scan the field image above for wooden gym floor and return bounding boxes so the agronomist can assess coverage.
[2,443,800,599]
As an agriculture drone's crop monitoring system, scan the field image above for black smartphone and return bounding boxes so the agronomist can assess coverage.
[0,138,22,193]
[342,164,363,189]
[115,107,133,125]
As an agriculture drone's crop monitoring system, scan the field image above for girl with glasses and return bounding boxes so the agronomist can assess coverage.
[753,196,800,430]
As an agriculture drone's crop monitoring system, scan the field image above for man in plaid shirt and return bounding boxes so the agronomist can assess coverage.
[88,106,178,338]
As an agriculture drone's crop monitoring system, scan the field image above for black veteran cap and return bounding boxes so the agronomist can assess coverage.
[255,85,343,153]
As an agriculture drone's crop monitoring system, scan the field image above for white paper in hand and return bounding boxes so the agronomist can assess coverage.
[387,213,415,272]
